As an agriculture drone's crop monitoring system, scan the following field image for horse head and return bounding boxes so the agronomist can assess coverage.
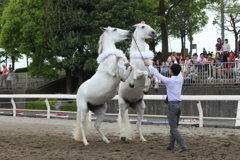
[133,22,157,40]
[98,27,132,54]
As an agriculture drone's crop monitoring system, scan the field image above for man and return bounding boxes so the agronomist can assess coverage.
[1,64,8,87]
[143,57,187,153]
[212,58,224,79]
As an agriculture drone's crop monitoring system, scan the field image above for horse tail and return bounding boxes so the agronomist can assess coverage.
[73,101,89,141]
[118,109,134,140]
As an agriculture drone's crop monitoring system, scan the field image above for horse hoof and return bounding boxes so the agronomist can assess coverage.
[141,139,147,142]
[129,83,134,88]
[83,143,89,146]
[143,90,148,94]
[124,63,130,67]
[121,137,126,142]
[154,87,159,92]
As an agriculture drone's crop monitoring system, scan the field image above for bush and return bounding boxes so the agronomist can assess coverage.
[62,101,77,111]
[15,67,28,73]
[26,98,57,110]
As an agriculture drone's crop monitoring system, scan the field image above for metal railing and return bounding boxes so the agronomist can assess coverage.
[153,62,240,86]
[0,73,60,89]
[0,94,240,127]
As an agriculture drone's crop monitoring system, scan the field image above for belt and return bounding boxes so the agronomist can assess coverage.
[167,101,181,103]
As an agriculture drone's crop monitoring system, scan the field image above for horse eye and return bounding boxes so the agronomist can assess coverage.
[113,28,117,31]
[141,26,145,29]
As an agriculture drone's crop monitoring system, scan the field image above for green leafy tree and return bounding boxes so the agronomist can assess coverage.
[0,0,47,69]
[170,0,209,56]
[156,0,183,61]
[43,0,98,93]
[89,0,141,54]
[138,0,161,57]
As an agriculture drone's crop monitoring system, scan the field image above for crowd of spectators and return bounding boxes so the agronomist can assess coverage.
[151,37,240,86]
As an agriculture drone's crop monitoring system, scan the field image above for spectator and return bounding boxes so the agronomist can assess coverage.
[166,53,172,66]
[6,70,13,89]
[179,58,187,72]
[1,64,8,87]
[8,64,12,71]
[11,70,19,89]
[159,61,169,77]
[203,48,207,57]
[172,52,179,64]
[200,53,207,64]
[155,60,160,72]
[185,55,191,64]
[212,58,224,79]
[206,53,214,79]
[221,39,231,62]
[229,51,235,62]
[215,38,223,54]
[188,60,197,73]
[192,53,202,70]
[215,52,222,62]
[235,71,240,84]
[178,54,183,62]
[183,67,198,84]
[221,57,234,78]
[233,58,240,79]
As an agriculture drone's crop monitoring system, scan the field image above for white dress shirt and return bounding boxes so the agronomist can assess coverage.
[148,65,183,101]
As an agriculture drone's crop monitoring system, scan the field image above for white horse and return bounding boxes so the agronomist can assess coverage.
[118,22,157,142]
[73,27,136,146]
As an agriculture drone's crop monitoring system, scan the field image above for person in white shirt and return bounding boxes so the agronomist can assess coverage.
[144,57,187,153]
[221,39,231,62]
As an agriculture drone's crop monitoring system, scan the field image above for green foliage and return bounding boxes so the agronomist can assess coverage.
[62,101,77,111]
[25,98,57,110]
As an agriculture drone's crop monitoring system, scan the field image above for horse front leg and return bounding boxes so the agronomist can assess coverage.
[94,103,110,144]
[135,70,149,94]
[134,100,146,142]
[129,65,137,88]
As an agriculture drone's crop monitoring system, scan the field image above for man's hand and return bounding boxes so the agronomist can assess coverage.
[144,61,149,66]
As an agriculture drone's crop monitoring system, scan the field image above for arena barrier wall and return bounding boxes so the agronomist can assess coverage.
[0,94,240,127]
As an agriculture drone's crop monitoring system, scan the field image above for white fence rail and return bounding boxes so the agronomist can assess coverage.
[0,94,240,127]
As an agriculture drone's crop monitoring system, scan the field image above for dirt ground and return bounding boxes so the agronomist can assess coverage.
[1,116,240,160]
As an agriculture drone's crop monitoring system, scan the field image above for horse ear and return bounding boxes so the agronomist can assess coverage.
[133,24,139,28]
[100,27,106,31]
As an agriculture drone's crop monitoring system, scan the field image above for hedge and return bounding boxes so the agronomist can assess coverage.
[26,98,57,110]
[62,101,77,111]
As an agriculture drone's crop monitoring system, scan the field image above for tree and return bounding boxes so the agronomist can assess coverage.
[42,0,100,93]
[156,0,183,61]
[170,0,209,56]
[0,0,47,69]
[212,0,240,53]
[89,0,141,55]
[137,0,161,54]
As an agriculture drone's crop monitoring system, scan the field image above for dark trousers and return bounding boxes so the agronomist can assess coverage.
[167,102,186,149]
[1,75,7,87]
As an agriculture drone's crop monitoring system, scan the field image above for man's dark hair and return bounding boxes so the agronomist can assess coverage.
[170,64,181,76]
[208,53,212,56]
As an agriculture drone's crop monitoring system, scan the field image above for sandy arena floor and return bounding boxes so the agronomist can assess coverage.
[1,116,240,160]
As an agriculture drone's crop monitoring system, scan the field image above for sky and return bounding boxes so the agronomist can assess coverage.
[156,12,236,56]
[4,11,238,69]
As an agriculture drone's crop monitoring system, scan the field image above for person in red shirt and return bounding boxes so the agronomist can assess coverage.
[222,57,234,78]
[1,64,8,87]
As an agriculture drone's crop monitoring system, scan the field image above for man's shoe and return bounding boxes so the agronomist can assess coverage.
[165,146,174,150]
[177,148,187,153]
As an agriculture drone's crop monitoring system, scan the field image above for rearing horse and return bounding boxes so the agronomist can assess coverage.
[73,27,136,146]
[118,22,157,142]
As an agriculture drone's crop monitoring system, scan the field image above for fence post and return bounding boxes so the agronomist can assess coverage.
[11,98,16,117]
[45,99,51,119]
[196,101,203,127]
[235,101,240,126]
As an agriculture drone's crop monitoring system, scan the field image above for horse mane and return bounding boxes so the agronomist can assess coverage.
[130,29,138,53]
[98,33,104,54]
